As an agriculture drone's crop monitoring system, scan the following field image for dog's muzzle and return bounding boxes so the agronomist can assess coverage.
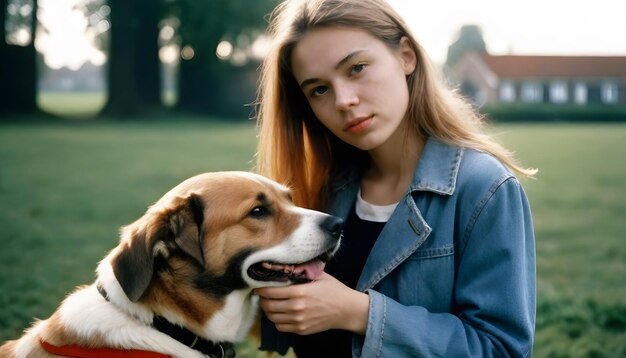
[247,215,343,283]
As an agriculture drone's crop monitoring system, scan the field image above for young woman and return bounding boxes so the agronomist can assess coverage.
[254,0,536,356]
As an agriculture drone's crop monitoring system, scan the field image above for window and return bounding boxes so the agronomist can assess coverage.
[499,81,516,103]
[549,81,568,104]
[601,82,618,104]
[574,83,587,104]
[521,82,543,103]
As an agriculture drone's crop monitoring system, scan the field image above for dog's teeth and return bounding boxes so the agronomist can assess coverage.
[262,262,288,271]
[257,260,325,281]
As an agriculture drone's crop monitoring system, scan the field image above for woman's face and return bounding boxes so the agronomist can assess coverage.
[291,27,416,151]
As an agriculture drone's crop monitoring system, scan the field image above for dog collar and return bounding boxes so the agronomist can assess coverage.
[152,315,235,358]
[96,283,235,358]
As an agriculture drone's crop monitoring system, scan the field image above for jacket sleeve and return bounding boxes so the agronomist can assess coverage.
[357,177,536,357]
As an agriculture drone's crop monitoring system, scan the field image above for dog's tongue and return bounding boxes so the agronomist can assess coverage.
[262,259,325,281]
[293,259,326,280]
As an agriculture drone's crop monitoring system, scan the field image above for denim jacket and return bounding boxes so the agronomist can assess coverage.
[261,138,536,357]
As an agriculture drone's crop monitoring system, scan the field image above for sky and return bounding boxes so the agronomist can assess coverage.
[36,0,108,70]
[386,0,626,65]
[33,0,626,70]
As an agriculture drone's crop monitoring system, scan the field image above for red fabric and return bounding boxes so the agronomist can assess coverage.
[40,339,171,358]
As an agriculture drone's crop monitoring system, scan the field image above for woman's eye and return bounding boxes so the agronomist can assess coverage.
[350,64,365,75]
[249,206,268,218]
[312,86,329,96]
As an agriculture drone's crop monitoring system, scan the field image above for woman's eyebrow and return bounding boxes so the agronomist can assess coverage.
[299,50,367,89]
[300,77,320,90]
[334,50,366,70]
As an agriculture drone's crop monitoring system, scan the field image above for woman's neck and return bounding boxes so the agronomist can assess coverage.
[361,128,424,205]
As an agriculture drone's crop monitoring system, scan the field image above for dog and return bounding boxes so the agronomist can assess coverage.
[0,171,343,358]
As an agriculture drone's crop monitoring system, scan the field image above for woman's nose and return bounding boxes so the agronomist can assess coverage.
[334,82,359,110]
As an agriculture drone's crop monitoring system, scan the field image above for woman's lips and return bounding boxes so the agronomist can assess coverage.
[344,116,373,133]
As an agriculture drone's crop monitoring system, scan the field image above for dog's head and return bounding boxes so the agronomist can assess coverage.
[101,172,342,305]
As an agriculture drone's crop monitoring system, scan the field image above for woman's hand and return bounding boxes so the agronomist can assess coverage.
[255,272,370,335]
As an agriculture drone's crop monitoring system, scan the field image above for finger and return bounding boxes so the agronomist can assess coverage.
[255,287,286,299]
[259,295,305,314]
[258,297,285,313]
[274,322,322,335]
[255,285,304,299]
[274,322,310,334]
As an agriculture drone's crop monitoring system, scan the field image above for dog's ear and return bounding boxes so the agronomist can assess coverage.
[172,193,205,266]
[112,193,205,302]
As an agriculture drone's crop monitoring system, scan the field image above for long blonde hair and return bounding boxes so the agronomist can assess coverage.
[256,0,536,210]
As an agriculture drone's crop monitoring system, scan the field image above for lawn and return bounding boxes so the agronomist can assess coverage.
[0,117,624,357]
[492,123,626,357]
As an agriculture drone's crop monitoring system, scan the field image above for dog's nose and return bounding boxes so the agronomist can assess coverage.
[321,215,343,238]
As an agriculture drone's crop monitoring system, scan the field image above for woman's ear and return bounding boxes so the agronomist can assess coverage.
[398,36,417,75]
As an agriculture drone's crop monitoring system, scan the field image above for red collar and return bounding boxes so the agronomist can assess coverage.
[40,339,171,358]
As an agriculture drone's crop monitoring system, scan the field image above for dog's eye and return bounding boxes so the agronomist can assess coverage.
[249,206,269,218]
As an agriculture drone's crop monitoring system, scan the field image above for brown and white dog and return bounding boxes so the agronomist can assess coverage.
[0,172,342,358]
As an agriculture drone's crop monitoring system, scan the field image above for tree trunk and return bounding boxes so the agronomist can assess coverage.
[0,0,38,118]
[134,0,161,108]
[103,0,161,117]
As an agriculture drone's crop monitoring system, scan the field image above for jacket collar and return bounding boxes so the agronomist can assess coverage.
[331,137,463,197]
[328,137,463,221]
[409,137,464,196]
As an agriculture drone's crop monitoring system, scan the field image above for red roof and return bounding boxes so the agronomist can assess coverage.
[480,55,626,79]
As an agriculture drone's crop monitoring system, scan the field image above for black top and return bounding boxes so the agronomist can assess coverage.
[294,205,385,358]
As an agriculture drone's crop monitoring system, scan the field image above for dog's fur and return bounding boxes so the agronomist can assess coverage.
[0,172,342,358]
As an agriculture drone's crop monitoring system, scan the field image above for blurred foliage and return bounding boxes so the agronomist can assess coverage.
[3,0,34,45]
[167,0,278,117]
[72,0,110,54]
[167,0,276,50]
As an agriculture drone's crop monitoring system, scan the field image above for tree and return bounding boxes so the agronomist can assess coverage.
[0,0,38,117]
[102,0,275,118]
[102,0,161,116]
[171,0,277,118]
[445,25,487,67]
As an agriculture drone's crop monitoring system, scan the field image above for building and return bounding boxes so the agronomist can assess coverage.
[450,52,626,107]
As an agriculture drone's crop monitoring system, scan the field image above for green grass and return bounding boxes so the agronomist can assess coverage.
[493,123,626,357]
[37,91,107,118]
[1,116,625,357]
